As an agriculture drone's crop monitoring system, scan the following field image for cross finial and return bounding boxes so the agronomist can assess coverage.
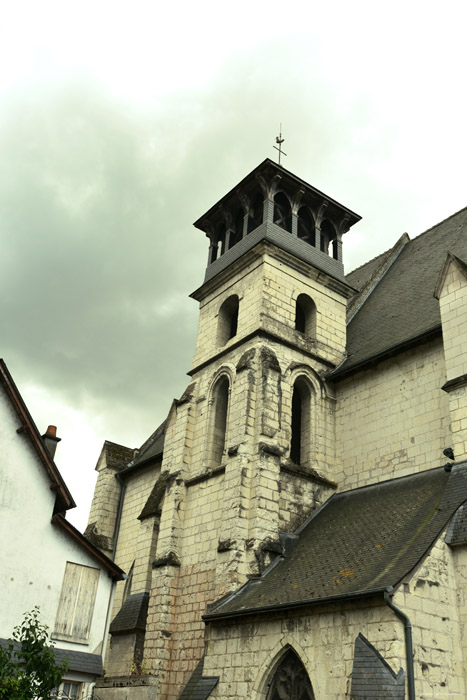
[273,124,287,164]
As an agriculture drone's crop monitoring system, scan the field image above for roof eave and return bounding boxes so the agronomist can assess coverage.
[51,513,125,581]
[203,587,387,622]
[0,359,75,511]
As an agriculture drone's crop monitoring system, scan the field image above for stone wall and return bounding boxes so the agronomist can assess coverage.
[335,339,451,490]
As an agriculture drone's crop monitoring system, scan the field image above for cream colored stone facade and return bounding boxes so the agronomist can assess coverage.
[87,164,467,700]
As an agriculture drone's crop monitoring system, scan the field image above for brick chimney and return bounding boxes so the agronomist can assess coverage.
[42,425,61,460]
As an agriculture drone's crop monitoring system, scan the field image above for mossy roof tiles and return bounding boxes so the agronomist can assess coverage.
[206,463,467,619]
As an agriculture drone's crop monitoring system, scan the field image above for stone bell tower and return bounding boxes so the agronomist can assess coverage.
[142,159,361,699]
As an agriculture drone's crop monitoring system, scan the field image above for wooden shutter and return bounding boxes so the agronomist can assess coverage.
[53,562,100,643]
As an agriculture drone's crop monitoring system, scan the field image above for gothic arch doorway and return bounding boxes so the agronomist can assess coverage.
[266,650,315,700]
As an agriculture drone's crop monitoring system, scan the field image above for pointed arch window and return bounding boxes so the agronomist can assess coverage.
[297,207,315,246]
[248,192,264,233]
[273,192,292,232]
[295,294,316,336]
[210,376,230,466]
[217,295,239,346]
[290,378,312,466]
[267,650,315,700]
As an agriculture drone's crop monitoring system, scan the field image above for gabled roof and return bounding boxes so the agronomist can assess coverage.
[0,359,75,513]
[205,464,467,620]
[335,206,467,377]
[52,514,125,581]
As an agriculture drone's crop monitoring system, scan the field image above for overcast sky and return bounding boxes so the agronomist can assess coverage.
[2,1,467,529]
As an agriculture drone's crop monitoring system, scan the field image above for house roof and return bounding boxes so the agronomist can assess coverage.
[52,514,125,581]
[0,359,75,513]
[205,463,467,620]
[335,205,467,377]
[0,638,103,676]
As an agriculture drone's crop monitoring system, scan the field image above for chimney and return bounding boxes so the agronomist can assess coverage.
[42,425,61,460]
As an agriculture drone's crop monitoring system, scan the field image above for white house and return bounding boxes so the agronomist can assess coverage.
[0,359,124,700]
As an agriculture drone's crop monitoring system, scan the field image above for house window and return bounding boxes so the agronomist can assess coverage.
[210,376,230,466]
[295,294,316,336]
[290,378,312,466]
[53,562,100,643]
[51,681,82,699]
[217,295,239,345]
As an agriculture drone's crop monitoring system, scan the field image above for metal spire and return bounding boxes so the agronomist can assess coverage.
[274,124,287,164]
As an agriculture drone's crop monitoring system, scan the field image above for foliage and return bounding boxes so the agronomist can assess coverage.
[0,607,67,700]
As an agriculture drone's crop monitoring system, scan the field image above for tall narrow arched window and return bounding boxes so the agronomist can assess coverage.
[297,206,315,246]
[295,294,316,336]
[290,378,312,466]
[273,192,292,232]
[248,192,264,233]
[210,376,230,466]
[217,295,239,345]
[320,219,337,258]
[267,650,315,700]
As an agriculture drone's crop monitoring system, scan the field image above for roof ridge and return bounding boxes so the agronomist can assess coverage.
[411,203,467,242]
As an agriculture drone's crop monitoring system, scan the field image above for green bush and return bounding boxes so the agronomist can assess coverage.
[0,607,67,700]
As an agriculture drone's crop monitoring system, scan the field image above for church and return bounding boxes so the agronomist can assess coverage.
[85,158,467,699]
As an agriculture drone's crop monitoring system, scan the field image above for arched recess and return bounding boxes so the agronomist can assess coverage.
[290,377,314,466]
[274,192,292,232]
[297,206,315,245]
[248,191,264,233]
[217,295,239,345]
[295,294,316,336]
[208,374,230,466]
[320,219,338,259]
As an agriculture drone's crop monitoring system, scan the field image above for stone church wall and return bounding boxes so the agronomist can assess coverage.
[203,599,403,699]
[112,464,160,616]
[335,339,451,490]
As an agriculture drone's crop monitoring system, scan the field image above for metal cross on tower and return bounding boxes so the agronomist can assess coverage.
[274,124,287,164]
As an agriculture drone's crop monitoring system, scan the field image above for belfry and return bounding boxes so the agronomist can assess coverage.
[88,159,467,700]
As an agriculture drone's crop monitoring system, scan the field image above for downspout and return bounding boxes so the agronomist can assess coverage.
[384,586,415,700]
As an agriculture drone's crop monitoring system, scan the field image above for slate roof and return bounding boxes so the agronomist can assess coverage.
[205,463,467,620]
[131,420,166,468]
[0,639,103,676]
[337,206,467,376]
[109,592,149,634]
[178,655,219,700]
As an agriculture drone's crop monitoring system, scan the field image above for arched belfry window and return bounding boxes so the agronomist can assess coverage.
[295,294,316,336]
[273,192,292,232]
[248,192,264,233]
[320,219,337,259]
[210,223,227,263]
[217,295,239,345]
[290,378,312,466]
[210,376,230,466]
[229,208,244,249]
[297,207,315,246]
[267,650,315,700]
